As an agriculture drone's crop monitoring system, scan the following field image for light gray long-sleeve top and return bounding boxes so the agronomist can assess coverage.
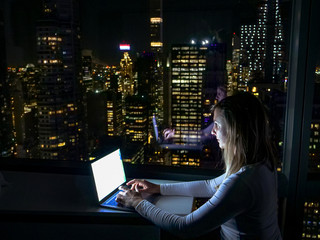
[135,163,282,240]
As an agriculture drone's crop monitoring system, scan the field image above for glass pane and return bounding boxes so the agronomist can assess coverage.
[0,0,292,170]
[302,1,320,238]
[301,1,320,239]
[308,45,320,174]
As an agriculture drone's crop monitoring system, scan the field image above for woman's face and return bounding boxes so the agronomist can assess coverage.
[211,109,227,149]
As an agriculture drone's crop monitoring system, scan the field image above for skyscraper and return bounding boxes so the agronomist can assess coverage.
[228,32,241,95]
[8,65,39,158]
[0,9,14,157]
[149,0,164,123]
[239,0,285,89]
[309,72,320,173]
[302,201,320,239]
[106,91,123,138]
[82,50,93,92]
[135,52,159,139]
[149,0,163,54]
[36,0,85,161]
[125,95,148,144]
[239,24,256,91]
[170,44,206,145]
[86,90,122,154]
[169,41,226,166]
[119,47,134,98]
[309,122,320,172]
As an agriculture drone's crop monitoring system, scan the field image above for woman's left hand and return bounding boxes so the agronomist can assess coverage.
[116,186,144,208]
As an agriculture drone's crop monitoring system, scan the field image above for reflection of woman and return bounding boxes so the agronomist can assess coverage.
[163,84,227,141]
[116,92,282,239]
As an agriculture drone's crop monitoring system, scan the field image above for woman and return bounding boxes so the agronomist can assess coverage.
[116,92,282,239]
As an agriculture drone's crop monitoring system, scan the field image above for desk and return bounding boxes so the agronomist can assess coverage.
[0,170,193,240]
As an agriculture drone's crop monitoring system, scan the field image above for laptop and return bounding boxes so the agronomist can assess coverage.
[90,148,195,215]
[90,148,135,211]
[152,115,203,150]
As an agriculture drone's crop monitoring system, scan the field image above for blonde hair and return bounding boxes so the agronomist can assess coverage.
[213,92,276,178]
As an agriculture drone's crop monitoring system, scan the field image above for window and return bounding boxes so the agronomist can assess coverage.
[1,0,293,167]
[4,0,320,237]
[281,0,320,238]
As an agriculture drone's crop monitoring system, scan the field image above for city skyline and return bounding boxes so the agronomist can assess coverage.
[1,0,320,238]
[1,0,269,66]
[0,0,294,162]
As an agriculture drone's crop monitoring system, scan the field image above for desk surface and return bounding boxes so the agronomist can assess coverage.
[0,170,193,224]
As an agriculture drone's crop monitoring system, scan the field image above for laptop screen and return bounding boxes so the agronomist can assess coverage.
[91,149,126,202]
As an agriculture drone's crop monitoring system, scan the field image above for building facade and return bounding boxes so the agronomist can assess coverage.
[170,44,207,145]
[36,0,86,161]
[125,95,148,144]
[149,0,164,123]
[239,0,285,90]
[0,10,14,157]
[149,0,163,53]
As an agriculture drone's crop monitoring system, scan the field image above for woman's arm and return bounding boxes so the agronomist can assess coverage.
[160,173,226,198]
[127,174,226,198]
[135,174,253,239]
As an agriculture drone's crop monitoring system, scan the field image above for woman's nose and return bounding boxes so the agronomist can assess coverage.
[211,127,216,136]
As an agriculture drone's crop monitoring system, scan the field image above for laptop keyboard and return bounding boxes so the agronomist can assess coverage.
[102,191,120,206]
[100,189,135,212]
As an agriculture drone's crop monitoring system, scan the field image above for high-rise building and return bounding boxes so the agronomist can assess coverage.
[239,0,285,90]
[106,91,123,137]
[125,95,148,144]
[10,69,24,157]
[8,65,39,158]
[149,0,163,53]
[301,69,320,238]
[239,24,256,91]
[169,42,226,167]
[86,90,123,154]
[119,47,134,98]
[228,32,241,95]
[82,50,93,92]
[135,52,159,140]
[149,0,164,124]
[309,78,320,173]
[122,95,148,165]
[302,201,320,239]
[135,52,156,97]
[36,0,86,161]
[91,63,115,93]
[309,122,320,172]
[170,44,208,145]
[0,10,14,157]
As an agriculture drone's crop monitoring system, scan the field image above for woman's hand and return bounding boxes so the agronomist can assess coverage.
[115,186,143,208]
[127,179,160,194]
[163,128,175,140]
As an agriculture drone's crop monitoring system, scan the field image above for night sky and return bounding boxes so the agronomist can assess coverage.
[1,0,290,66]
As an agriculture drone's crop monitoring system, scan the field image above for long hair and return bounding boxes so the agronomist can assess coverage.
[213,92,277,177]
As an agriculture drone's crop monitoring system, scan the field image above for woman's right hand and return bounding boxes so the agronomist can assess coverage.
[163,128,175,140]
[126,179,160,194]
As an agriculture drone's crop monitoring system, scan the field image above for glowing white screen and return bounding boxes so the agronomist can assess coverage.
[91,149,126,201]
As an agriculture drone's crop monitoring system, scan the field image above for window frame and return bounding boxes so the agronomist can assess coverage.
[2,0,319,238]
[282,0,320,238]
